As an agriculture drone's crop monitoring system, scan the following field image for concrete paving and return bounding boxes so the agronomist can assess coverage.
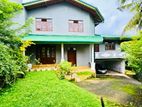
[76,72,142,106]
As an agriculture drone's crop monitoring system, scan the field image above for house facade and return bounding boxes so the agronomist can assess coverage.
[14,0,127,73]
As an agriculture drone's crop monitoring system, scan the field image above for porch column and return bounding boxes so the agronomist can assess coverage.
[91,44,95,71]
[23,50,25,56]
[61,43,65,61]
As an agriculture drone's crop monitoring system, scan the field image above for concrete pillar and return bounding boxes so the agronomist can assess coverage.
[121,60,125,74]
[23,50,25,56]
[90,44,95,71]
[61,43,64,61]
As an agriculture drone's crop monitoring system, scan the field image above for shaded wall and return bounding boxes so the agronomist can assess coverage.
[26,44,91,66]
[26,2,95,36]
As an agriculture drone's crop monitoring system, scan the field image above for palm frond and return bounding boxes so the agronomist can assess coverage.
[118,3,133,10]
[119,0,127,4]
[123,12,141,32]
[118,0,142,32]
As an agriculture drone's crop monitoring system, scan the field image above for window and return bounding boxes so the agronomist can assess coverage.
[69,20,83,32]
[95,44,99,52]
[36,18,52,31]
[105,42,115,50]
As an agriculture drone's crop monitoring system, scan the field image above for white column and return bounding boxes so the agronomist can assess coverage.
[61,43,64,61]
[121,60,125,74]
[91,44,94,63]
[91,44,95,71]
[23,50,25,56]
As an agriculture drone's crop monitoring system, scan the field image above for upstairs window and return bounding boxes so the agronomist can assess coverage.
[36,18,53,31]
[105,42,115,50]
[69,20,83,32]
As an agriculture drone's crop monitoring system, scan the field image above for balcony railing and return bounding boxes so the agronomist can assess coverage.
[95,51,125,59]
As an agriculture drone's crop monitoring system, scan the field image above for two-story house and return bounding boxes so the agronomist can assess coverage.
[15,0,128,73]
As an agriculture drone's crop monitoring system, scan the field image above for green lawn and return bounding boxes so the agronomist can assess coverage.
[0,71,118,107]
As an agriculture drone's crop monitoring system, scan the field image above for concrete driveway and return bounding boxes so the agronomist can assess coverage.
[76,73,142,107]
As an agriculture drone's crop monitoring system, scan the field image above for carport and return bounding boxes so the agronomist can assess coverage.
[95,59,125,73]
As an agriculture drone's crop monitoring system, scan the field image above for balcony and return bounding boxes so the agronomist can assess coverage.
[95,51,125,59]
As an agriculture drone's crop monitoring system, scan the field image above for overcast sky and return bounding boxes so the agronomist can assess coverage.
[82,0,134,35]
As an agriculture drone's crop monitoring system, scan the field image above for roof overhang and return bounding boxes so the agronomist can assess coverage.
[22,0,104,24]
[22,34,103,44]
[96,34,132,41]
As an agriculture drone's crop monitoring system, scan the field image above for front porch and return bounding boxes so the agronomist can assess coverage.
[23,34,103,71]
[26,43,96,71]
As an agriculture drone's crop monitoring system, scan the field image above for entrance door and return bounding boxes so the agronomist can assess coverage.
[37,45,56,64]
[67,48,76,66]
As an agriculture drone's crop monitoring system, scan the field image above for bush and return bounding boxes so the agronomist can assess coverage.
[0,44,27,88]
[57,61,72,79]
[134,72,142,82]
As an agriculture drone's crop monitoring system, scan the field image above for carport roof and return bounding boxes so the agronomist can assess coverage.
[97,34,132,41]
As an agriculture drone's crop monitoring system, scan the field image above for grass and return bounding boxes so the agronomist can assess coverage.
[125,70,136,76]
[0,71,118,107]
[114,84,142,96]
[77,71,94,76]
[76,71,94,81]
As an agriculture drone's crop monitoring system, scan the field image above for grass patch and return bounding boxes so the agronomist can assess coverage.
[77,71,94,76]
[110,79,140,96]
[121,84,136,95]
[117,84,140,96]
[0,71,118,107]
[125,70,136,75]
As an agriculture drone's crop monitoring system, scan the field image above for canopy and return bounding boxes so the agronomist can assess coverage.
[22,34,103,44]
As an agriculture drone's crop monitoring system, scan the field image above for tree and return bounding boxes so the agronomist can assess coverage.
[118,0,142,32]
[0,0,32,87]
[119,0,142,81]
[121,31,142,81]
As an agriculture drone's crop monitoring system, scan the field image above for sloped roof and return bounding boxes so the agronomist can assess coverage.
[22,0,104,24]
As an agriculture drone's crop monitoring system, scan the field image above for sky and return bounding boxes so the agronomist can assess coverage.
[82,0,134,35]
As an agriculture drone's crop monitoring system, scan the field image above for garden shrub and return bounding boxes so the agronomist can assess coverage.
[0,0,31,88]
[57,61,72,79]
[0,44,27,88]
[134,72,142,82]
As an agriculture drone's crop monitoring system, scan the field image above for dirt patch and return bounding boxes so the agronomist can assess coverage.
[76,75,142,107]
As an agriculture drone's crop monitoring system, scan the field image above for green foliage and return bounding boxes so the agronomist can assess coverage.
[121,31,142,81]
[118,0,142,32]
[0,71,120,107]
[0,44,16,87]
[0,0,22,20]
[0,0,31,87]
[57,61,72,79]
[0,44,27,87]
[135,72,142,82]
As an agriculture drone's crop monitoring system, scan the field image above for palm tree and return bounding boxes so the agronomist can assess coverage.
[118,0,142,33]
